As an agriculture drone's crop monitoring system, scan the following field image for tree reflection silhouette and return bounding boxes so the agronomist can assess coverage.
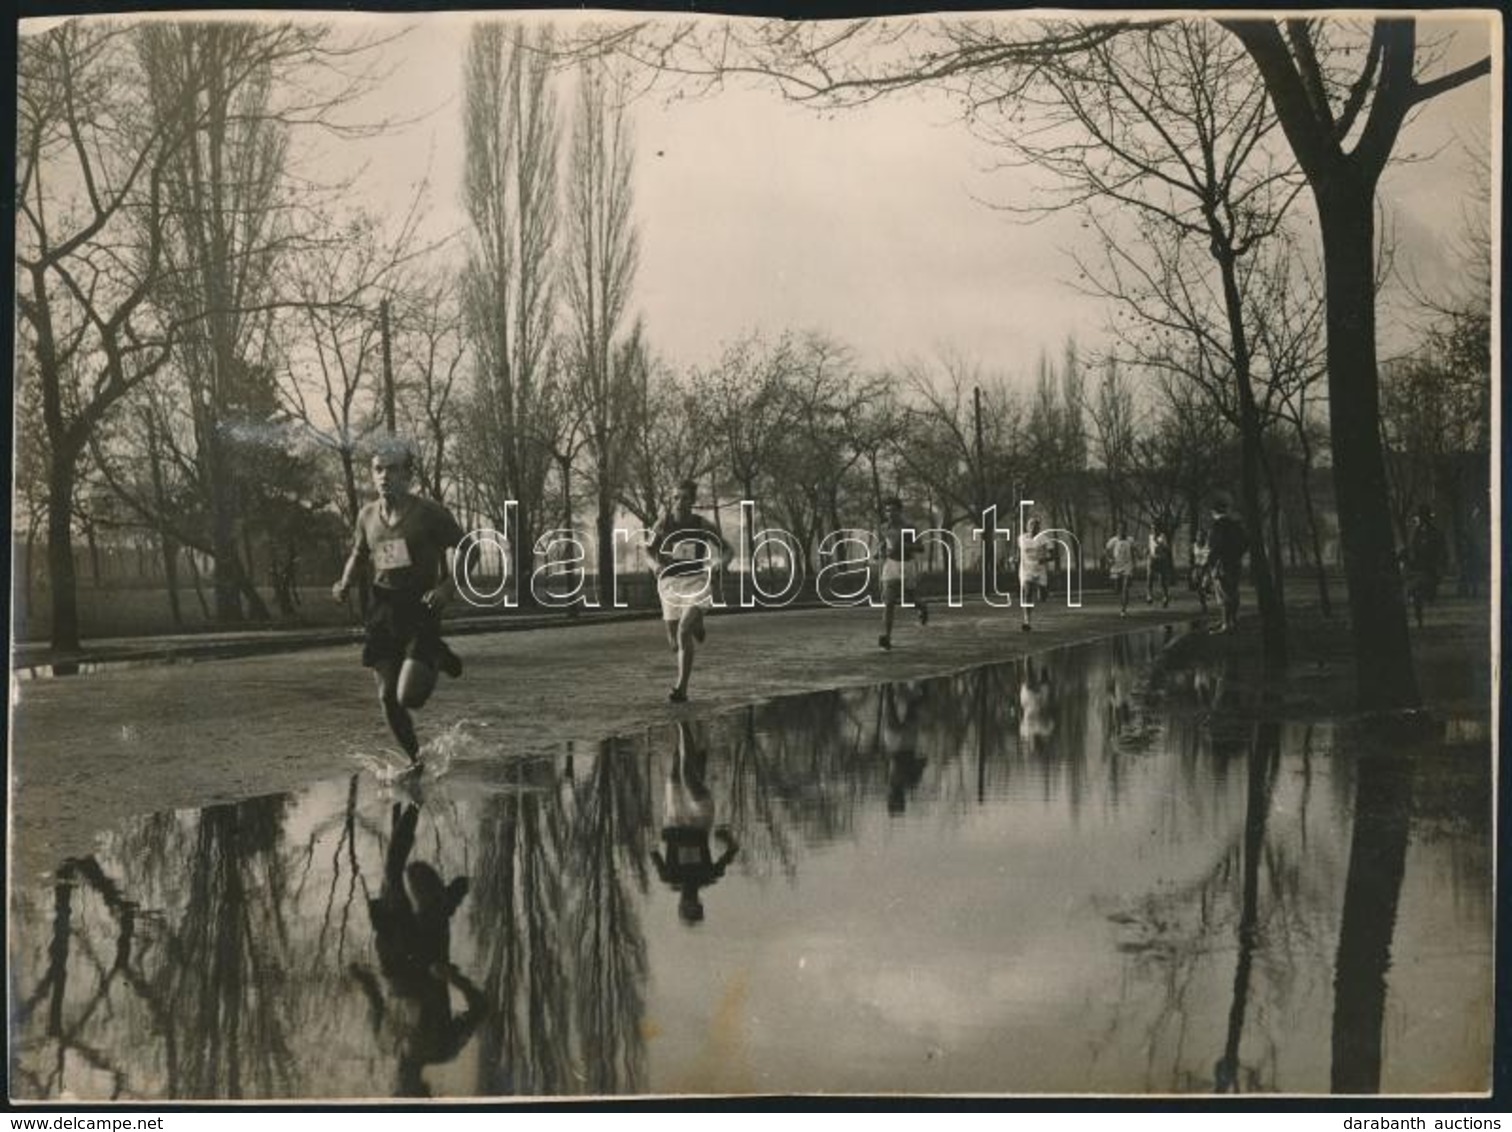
[13,797,304,1101]
[467,741,652,1096]
[1100,662,1335,1093]
[469,755,573,1095]
[1330,751,1412,1093]
[571,736,652,1094]
[165,795,295,1098]
[1213,718,1281,1093]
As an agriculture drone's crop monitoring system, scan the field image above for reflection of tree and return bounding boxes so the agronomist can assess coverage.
[719,704,807,877]
[14,858,148,1098]
[164,795,295,1097]
[1330,753,1412,1093]
[14,794,304,1099]
[1102,686,1332,1092]
[301,775,364,972]
[1214,720,1280,1093]
[569,736,651,1094]
[469,757,573,1095]
[465,741,653,1096]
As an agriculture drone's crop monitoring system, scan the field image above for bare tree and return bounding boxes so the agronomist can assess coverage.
[986,22,1302,667]
[280,212,391,535]
[1086,359,1138,541]
[573,11,1492,706]
[384,270,468,506]
[1221,16,1491,708]
[696,332,799,563]
[563,58,644,589]
[135,21,389,624]
[15,22,201,651]
[618,361,711,529]
[459,23,562,601]
[897,349,1025,542]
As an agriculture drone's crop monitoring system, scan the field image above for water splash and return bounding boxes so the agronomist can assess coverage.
[417,718,497,777]
[347,749,416,785]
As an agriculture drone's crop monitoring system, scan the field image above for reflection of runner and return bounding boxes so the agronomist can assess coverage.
[879,681,927,815]
[874,495,929,650]
[650,480,732,704]
[1018,666,1055,755]
[333,440,464,764]
[1106,665,1134,732]
[350,803,484,1098]
[652,721,739,924]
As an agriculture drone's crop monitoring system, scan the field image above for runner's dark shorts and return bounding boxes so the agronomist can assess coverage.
[362,585,445,669]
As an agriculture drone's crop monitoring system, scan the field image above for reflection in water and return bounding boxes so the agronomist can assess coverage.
[567,736,650,1095]
[10,630,1491,1098]
[1331,752,1413,1094]
[350,802,482,1097]
[653,722,740,923]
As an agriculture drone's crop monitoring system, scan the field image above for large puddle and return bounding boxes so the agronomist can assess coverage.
[8,630,1492,1099]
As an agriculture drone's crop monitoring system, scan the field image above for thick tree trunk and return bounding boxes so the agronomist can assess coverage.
[46,451,82,653]
[1319,184,1419,710]
[162,535,184,629]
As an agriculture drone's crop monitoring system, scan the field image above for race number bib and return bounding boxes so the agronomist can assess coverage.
[373,538,413,571]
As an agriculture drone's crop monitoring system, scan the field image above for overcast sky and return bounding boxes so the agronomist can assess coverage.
[28,9,1497,383]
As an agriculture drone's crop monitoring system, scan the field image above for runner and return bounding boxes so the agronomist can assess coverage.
[1018,516,1050,632]
[1404,506,1447,628]
[1189,526,1212,612]
[1105,527,1136,616]
[649,479,732,704]
[333,439,464,765]
[1207,499,1250,635]
[874,494,929,650]
[1145,525,1175,607]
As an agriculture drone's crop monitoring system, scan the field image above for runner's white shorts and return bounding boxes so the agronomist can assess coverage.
[659,570,715,621]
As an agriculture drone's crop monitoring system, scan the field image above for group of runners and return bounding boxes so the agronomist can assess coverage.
[1101,501,1250,632]
[335,439,1254,765]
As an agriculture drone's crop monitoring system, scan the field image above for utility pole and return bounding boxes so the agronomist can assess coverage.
[974,385,995,581]
[380,298,396,434]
